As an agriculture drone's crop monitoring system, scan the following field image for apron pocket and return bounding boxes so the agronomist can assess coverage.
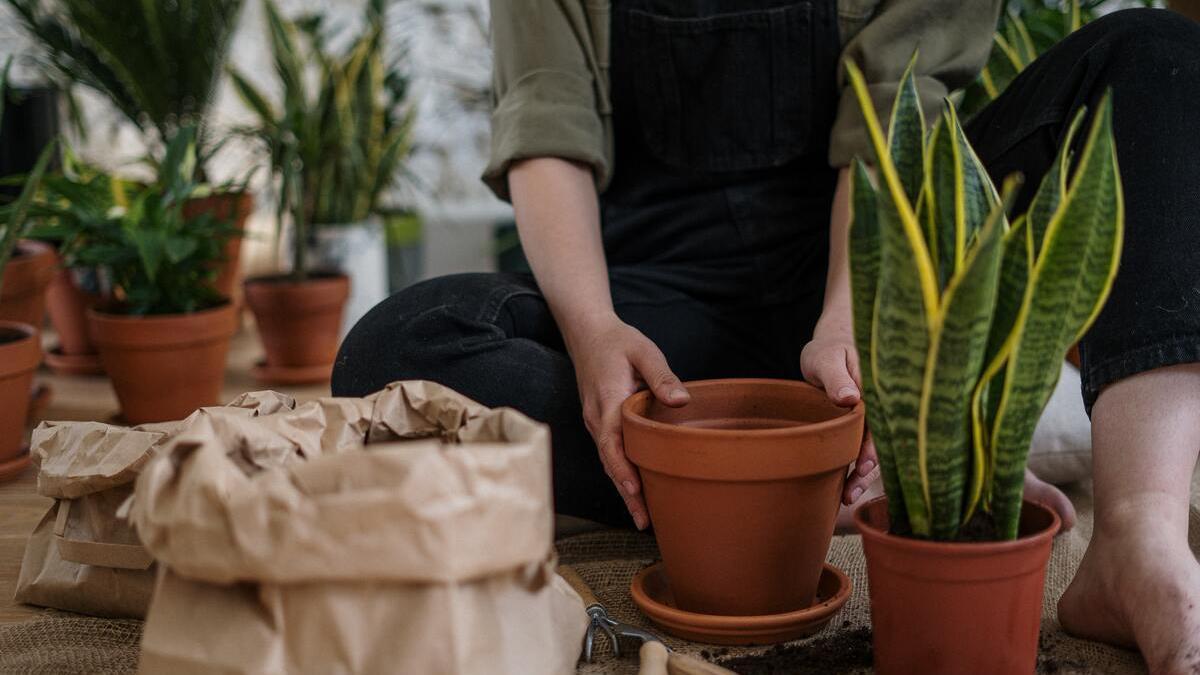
[626,2,816,172]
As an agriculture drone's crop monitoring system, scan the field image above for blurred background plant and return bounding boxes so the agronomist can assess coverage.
[958,0,1165,117]
[229,0,415,283]
[3,0,245,179]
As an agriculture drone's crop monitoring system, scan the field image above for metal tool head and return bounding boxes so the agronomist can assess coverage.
[581,605,664,662]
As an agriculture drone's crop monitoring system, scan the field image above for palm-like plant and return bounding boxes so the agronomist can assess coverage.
[228,0,414,282]
[4,0,244,173]
[847,56,1123,540]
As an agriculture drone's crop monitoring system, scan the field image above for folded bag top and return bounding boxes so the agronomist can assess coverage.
[130,380,555,586]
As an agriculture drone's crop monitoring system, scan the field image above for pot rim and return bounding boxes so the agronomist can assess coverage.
[0,320,41,376]
[853,496,1061,555]
[88,299,235,324]
[621,378,865,439]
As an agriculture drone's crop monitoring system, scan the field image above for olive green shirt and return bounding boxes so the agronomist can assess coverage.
[483,0,1001,200]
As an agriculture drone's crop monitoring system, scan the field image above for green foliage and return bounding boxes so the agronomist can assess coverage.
[4,0,244,171]
[44,129,235,316]
[229,0,414,281]
[959,0,1162,117]
[0,142,55,298]
[846,58,1123,540]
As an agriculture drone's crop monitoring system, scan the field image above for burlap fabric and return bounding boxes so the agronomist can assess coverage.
[4,475,1198,674]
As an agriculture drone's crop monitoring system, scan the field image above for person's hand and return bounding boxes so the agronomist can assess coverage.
[566,313,690,530]
[800,312,880,505]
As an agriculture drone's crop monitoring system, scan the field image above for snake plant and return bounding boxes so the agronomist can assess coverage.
[846,57,1123,540]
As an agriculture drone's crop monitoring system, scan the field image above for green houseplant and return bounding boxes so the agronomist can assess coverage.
[0,119,54,482]
[6,0,254,301]
[845,57,1122,674]
[229,0,413,381]
[77,128,238,423]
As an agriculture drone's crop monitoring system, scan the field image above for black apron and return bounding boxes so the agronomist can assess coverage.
[603,0,842,313]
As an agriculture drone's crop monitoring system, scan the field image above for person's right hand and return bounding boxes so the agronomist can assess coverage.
[565,313,690,530]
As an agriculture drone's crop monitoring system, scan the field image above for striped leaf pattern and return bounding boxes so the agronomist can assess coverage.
[846,51,1123,540]
[988,95,1123,537]
[849,160,908,530]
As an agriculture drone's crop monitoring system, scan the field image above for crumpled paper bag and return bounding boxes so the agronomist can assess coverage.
[14,391,296,618]
[132,380,588,675]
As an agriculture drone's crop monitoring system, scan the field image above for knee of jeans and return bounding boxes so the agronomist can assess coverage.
[1085,8,1200,78]
[332,273,504,396]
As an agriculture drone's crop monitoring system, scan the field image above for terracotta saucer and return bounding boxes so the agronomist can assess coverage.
[44,346,105,376]
[251,359,332,385]
[0,446,32,484]
[630,562,852,646]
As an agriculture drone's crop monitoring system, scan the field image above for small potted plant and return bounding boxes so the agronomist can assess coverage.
[77,128,238,424]
[230,0,414,341]
[845,58,1123,675]
[5,0,251,300]
[23,145,124,376]
[0,134,54,483]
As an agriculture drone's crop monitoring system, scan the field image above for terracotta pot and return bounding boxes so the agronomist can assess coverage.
[183,191,253,301]
[45,261,102,354]
[0,322,41,482]
[855,497,1060,675]
[0,240,55,329]
[243,273,349,384]
[89,303,238,424]
[622,379,864,617]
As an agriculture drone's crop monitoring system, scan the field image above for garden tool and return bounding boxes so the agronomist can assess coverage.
[556,565,736,675]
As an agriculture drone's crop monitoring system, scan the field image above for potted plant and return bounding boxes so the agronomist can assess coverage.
[76,128,238,424]
[844,58,1122,674]
[23,145,124,376]
[228,0,415,382]
[0,127,54,482]
[230,0,415,340]
[5,0,252,300]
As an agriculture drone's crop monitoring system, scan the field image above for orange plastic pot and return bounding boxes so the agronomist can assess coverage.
[0,240,55,329]
[0,322,41,482]
[89,303,238,424]
[244,273,349,383]
[183,191,253,301]
[855,497,1060,675]
[623,379,864,616]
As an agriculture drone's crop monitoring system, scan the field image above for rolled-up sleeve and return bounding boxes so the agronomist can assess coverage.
[829,0,1002,167]
[483,0,608,201]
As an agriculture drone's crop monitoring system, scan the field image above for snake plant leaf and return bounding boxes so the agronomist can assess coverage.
[849,159,907,531]
[888,54,926,207]
[1028,108,1086,258]
[847,59,940,535]
[919,180,1013,538]
[989,94,1123,537]
[965,214,1033,518]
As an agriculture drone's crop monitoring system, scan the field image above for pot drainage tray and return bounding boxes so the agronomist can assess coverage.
[251,359,333,385]
[630,562,851,646]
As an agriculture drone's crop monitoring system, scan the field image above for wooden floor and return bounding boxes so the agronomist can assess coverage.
[0,326,329,624]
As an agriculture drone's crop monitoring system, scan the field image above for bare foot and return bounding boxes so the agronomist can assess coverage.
[1059,521,1200,674]
[1024,468,1077,531]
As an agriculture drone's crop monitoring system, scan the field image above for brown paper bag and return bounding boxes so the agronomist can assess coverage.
[132,381,588,675]
[14,391,299,619]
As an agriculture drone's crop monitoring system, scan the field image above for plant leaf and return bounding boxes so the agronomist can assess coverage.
[888,53,925,207]
[989,94,1123,537]
[1028,107,1086,258]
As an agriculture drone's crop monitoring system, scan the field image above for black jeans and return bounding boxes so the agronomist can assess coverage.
[334,9,1200,526]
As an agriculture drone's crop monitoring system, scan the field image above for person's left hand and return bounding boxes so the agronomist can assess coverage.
[800,314,880,505]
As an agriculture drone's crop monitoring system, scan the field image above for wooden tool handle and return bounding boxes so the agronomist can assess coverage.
[557,564,600,608]
[638,641,670,675]
[667,651,739,675]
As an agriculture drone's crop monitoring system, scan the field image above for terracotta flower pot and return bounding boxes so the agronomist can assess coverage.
[243,273,349,384]
[0,240,55,329]
[183,191,253,301]
[44,261,106,375]
[0,321,41,482]
[89,303,238,424]
[854,497,1060,675]
[623,379,864,617]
